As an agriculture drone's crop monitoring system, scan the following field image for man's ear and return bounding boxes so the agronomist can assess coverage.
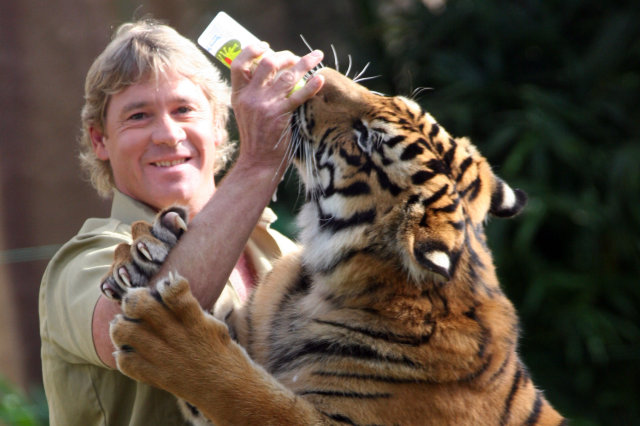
[213,126,227,148]
[90,126,110,160]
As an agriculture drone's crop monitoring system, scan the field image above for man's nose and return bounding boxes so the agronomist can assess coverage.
[151,115,186,146]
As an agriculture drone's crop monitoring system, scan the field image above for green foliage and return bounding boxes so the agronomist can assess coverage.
[0,377,48,426]
[332,0,639,423]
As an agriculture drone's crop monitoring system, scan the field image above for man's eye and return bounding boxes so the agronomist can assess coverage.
[128,112,147,121]
[176,106,192,114]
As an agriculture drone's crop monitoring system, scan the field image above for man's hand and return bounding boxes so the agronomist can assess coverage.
[230,44,324,174]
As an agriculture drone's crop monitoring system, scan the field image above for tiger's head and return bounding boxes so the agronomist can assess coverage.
[291,68,527,285]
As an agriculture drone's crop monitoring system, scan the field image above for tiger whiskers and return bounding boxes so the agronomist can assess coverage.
[288,110,324,202]
[409,86,433,102]
[300,35,379,87]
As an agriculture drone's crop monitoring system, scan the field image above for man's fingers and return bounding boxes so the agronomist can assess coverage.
[232,45,324,99]
[287,72,325,106]
[283,50,324,100]
[250,50,300,89]
[230,42,271,88]
[267,49,324,96]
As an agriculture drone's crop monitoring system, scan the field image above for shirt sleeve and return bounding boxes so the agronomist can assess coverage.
[41,230,131,367]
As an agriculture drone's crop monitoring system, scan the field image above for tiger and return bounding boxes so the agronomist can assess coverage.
[102,67,565,425]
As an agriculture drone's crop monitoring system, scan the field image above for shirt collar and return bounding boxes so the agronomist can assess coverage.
[109,189,278,228]
[110,190,157,225]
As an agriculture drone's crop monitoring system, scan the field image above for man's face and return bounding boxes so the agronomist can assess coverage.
[91,71,221,214]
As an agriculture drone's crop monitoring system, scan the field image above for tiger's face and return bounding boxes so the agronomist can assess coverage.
[292,68,526,284]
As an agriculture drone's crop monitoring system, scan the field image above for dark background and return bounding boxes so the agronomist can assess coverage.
[1,1,638,424]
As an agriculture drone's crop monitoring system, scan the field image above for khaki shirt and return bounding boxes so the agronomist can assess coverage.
[39,191,296,426]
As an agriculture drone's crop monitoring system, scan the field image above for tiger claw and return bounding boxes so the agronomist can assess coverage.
[161,210,188,234]
[101,280,121,301]
[167,212,187,232]
[118,267,133,287]
[137,242,153,262]
[173,214,188,233]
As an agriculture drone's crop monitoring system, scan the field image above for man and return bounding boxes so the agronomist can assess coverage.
[39,20,324,425]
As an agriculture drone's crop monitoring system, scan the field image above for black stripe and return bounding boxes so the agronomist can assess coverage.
[148,287,168,309]
[336,181,371,197]
[500,367,523,426]
[320,412,357,425]
[318,126,336,144]
[525,391,543,425]
[353,120,368,139]
[443,144,456,168]
[373,165,403,196]
[460,355,493,382]
[448,220,465,230]
[121,315,141,324]
[400,142,424,161]
[428,123,440,139]
[313,319,434,346]
[268,339,420,375]
[421,184,449,208]
[306,117,316,134]
[314,247,377,276]
[460,176,482,201]
[433,197,460,213]
[298,389,391,399]
[405,194,421,207]
[487,352,512,385]
[318,207,376,233]
[457,156,474,182]
[339,147,363,167]
[184,402,200,417]
[313,370,433,385]
[462,307,490,358]
[426,158,448,175]
[448,248,463,279]
[119,344,135,353]
[411,170,436,185]
[466,232,487,271]
[386,135,406,148]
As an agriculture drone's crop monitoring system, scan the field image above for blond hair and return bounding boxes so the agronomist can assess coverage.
[79,19,233,197]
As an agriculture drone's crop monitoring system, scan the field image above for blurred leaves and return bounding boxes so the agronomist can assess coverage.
[0,376,47,426]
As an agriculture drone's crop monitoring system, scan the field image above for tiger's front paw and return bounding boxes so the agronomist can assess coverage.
[100,206,188,301]
[110,271,229,401]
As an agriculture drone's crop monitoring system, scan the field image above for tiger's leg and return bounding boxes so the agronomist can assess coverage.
[110,272,329,426]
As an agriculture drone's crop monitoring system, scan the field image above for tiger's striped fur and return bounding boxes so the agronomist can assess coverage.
[232,68,563,425]
[107,67,564,425]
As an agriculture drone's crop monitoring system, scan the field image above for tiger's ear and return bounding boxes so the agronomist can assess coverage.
[490,177,527,218]
[413,241,456,281]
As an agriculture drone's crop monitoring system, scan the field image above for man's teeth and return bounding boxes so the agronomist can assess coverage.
[154,159,186,167]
